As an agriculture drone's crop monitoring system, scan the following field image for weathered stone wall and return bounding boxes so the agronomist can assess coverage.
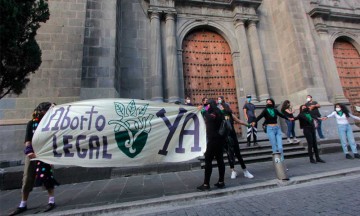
[80,0,118,99]
[0,0,87,162]
[115,0,151,99]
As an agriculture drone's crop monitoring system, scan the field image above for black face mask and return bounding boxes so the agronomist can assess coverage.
[204,103,208,106]
[303,108,309,113]
[266,104,273,108]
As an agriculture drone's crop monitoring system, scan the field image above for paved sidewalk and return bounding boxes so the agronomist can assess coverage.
[1,152,360,216]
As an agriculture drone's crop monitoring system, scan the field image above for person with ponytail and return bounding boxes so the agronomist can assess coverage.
[9,102,59,216]
[252,98,293,161]
[322,103,360,159]
[294,105,325,164]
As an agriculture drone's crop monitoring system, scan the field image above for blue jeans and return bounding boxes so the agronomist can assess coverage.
[286,120,296,138]
[337,124,358,154]
[266,125,284,160]
[315,119,325,139]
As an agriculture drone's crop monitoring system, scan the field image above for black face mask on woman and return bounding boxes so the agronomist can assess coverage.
[302,108,310,113]
[266,104,274,108]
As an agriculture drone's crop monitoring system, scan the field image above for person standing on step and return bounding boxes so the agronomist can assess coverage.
[243,95,259,147]
[322,103,360,159]
[252,98,293,161]
[184,96,194,106]
[9,102,59,216]
[197,99,226,191]
[305,95,325,140]
[281,100,299,144]
[217,96,254,180]
[294,105,325,164]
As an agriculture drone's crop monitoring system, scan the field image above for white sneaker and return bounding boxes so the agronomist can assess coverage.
[293,137,299,142]
[231,170,237,179]
[243,170,254,179]
[287,138,293,143]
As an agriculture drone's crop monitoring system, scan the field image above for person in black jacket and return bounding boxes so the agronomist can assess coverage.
[294,105,325,164]
[197,99,226,191]
[217,96,254,180]
[252,98,292,161]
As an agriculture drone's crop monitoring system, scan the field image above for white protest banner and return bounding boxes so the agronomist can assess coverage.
[32,99,206,167]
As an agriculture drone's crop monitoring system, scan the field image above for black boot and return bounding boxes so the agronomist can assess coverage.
[316,158,326,163]
[310,158,316,164]
[247,141,251,147]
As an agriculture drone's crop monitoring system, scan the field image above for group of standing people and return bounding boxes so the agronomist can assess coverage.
[197,94,360,191]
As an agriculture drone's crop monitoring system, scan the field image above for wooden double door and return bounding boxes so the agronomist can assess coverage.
[333,39,360,119]
[182,29,242,134]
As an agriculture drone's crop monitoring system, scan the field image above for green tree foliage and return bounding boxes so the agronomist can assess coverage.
[0,0,50,99]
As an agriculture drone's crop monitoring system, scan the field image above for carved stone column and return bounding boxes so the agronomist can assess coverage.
[247,20,269,101]
[318,29,348,103]
[234,19,257,100]
[149,11,163,101]
[165,12,180,102]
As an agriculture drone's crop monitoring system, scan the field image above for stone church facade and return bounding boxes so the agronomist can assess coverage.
[1,0,359,161]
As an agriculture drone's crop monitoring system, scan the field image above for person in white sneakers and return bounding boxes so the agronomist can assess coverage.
[217,96,254,180]
[322,103,360,159]
[281,100,299,144]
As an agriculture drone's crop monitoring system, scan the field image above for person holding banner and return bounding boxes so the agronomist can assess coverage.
[217,96,254,180]
[197,99,226,191]
[9,102,59,216]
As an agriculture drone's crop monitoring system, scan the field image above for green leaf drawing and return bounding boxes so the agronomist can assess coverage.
[137,104,149,116]
[126,100,136,117]
[114,102,126,117]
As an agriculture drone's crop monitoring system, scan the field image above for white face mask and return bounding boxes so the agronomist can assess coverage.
[335,108,341,112]
[218,99,222,104]
[306,98,311,102]
[186,99,191,104]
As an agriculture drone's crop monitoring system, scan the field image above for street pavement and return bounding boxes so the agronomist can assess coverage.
[142,174,360,216]
[1,152,360,215]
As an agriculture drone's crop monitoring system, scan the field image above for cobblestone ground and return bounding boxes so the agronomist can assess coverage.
[135,175,360,216]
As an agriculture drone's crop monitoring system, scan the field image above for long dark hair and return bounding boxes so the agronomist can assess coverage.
[208,99,222,115]
[299,104,307,113]
[281,100,290,113]
[334,103,350,117]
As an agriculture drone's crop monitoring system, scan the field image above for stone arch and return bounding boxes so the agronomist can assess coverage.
[177,20,239,54]
[332,34,360,118]
[330,32,360,53]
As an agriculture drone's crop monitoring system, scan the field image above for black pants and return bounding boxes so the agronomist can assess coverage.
[303,127,320,160]
[204,137,225,185]
[225,130,247,169]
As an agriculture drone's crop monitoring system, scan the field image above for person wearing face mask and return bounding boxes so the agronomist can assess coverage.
[184,96,194,106]
[217,96,254,180]
[197,99,226,191]
[305,95,325,140]
[243,95,259,147]
[252,98,293,161]
[322,103,360,159]
[198,97,208,115]
[294,105,326,164]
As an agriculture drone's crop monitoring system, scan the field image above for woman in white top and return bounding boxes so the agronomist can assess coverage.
[322,103,360,159]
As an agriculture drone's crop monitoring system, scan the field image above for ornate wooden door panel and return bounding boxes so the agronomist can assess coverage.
[333,39,360,118]
[182,30,242,134]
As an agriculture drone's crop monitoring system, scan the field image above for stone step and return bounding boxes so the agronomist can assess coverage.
[200,150,309,168]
